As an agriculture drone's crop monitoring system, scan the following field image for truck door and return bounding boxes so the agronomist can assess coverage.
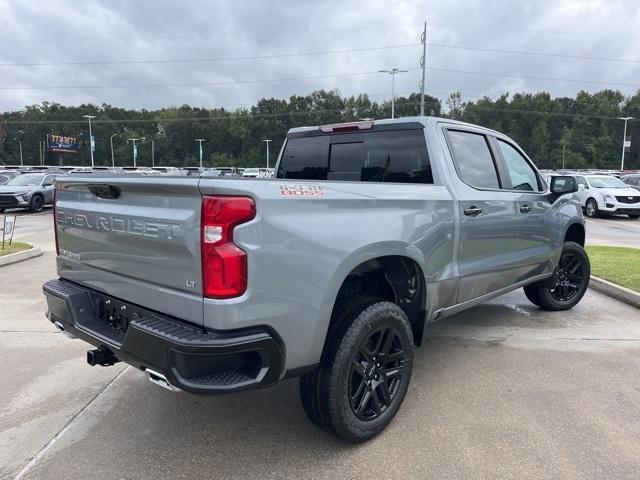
[443,128,522,303]
[493,138,556,280]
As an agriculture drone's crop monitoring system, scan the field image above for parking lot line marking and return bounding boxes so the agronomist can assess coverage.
[12,366,129,480]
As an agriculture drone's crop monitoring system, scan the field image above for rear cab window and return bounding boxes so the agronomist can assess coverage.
[277,127,433,184]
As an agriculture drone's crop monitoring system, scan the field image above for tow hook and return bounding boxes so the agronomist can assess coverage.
[87,346,120,367]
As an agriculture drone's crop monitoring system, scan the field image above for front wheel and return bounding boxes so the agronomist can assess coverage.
[29,195,44,213]
[585,198,599,218]
[300,297,414,443]
[523,241,590,311]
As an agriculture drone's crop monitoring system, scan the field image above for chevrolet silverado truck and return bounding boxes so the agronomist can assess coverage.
[43,117,589,442]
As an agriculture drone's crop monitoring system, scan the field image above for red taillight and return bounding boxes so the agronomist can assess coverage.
[201,195,256,299]
[53,188,59,255]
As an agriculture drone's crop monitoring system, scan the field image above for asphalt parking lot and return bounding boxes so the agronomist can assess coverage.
[1,212,639,479]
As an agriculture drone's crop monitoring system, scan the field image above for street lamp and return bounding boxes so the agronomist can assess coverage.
[379,68,408,119]
[263,139,272,169]
[128,138,139,168]
[110,133,118,168]
[619,116,634,172]
[82,115,96,167]
[195,139,206,168]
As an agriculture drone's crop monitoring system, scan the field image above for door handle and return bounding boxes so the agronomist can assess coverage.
[464,206,482,216]
[519,204,531,213]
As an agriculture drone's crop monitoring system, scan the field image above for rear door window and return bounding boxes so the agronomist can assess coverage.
[278,129,433,183]
[446,130,500,189]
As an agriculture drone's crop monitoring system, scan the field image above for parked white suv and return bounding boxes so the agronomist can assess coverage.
[574,174,640,219]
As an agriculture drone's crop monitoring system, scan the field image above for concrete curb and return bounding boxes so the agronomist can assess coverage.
[589,275,640,309]
[0,247,42,267]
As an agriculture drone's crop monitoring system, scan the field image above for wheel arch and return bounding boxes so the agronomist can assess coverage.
[322,248,428,349]
[564,222,585,247]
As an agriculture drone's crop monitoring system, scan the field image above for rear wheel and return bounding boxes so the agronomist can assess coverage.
[29,195,44,213]
[300,297,414,443]
[523,241,590,311]
[585,198,599,218]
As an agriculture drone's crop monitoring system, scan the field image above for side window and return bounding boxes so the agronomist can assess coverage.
[447,130,500,189]
[497,140,541,192]
[43,175,56,186]
[576,176,588,189]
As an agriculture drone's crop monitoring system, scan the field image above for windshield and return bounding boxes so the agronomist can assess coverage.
[588,177,627,188]
[244,168,259,173]
[6,174,44,186]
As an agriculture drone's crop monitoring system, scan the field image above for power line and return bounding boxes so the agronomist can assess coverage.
[7,23,423,44]
[426,43,640,64]
[0,43,421,67]
[3,41,635,69]
[3,64,639,92]
[0,68,420,91]
[426,66,640,88]
[3,98,636,126]
[429,22,640,40]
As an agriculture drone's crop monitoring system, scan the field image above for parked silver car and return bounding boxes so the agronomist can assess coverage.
[0,172,58,212]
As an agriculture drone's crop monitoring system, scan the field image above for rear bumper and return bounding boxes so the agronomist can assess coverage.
[43,279,284,394]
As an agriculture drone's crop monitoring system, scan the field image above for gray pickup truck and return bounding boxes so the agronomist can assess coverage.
[43,117,589,442]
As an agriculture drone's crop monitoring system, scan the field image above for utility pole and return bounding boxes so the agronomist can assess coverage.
[38,141,42,166]
[18,141,23,166]
[263,139,272,169]
[379,68,408,119]
[83,115,96,167]
[619,116,634,172]
[195,139,206,168]
[419,21,427,116]
[562,143,566,171]
[151,140,155,167]
[128,138,139,168]
[110,133,117,168]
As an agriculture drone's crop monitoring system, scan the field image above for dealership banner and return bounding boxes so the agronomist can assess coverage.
[47,134,79,153]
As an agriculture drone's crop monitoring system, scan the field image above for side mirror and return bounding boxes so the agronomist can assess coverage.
[550,176,578,195]
[578,184,585,190]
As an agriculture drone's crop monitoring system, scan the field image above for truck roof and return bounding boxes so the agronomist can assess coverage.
[286,116,504,137]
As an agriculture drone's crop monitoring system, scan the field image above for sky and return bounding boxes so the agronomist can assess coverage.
[0,0,639,112]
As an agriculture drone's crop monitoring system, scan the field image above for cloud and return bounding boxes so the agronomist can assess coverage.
[0,0,638,111]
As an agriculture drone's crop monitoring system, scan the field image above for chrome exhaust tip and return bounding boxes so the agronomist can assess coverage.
[53,320,76,339]
[145,368,180,392]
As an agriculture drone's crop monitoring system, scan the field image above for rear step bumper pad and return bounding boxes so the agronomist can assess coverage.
[43,278,284,394]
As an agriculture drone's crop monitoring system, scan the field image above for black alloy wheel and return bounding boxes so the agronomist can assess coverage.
[549,251,586,302]
[349,325,406,421]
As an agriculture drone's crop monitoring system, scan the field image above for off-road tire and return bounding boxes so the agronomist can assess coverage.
[523,241,590,311]
[300,296,414,443]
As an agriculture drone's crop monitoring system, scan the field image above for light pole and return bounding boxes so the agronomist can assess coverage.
[263,139,272,169]
[619,116,634,172]
[562,143,566,171]
[379,68,408,119]
[195,139,206,168]
[83,115,96,167]
[128,138,139,168]
[18,140,23,166]
[110,133,118,168]
[151,140,155,167]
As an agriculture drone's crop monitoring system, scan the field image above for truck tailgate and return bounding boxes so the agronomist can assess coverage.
[54,176,204,325]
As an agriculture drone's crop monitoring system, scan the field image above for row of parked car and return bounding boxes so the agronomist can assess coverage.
[0,165,278,213]
[541,170,640,219]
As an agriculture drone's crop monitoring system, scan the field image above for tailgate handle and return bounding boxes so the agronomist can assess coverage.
[88,185,121,200]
